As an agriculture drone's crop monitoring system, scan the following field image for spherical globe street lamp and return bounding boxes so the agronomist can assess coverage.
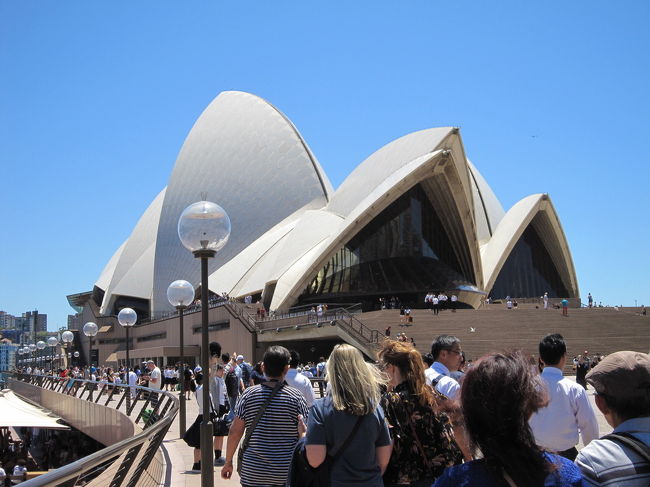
[83,322,98,367]
[118,308,137,372]
[47,336,58,374]
[62,331,74,369]
[178,200,230,486]
[36,341,46,370]
[167,279,195,437]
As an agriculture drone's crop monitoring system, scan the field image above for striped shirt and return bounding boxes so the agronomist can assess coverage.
[576,417,650,486]
[234,380,308,486]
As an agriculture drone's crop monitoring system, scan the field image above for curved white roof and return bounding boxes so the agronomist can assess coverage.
[93,91,579,317]
[151,91,332,313]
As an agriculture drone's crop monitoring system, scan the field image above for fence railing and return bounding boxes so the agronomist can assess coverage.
[8,373,178,487]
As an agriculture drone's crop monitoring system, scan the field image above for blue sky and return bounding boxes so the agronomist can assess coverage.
[1,1,648,331]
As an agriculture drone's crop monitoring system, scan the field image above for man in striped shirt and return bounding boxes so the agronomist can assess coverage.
[221,345,308,486]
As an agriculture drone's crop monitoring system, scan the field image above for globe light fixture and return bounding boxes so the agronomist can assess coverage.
[118,308,137,409]
[83,322,98,367]
[178,200,230,487]
[62,331,74,369]
[167,279,195,437]
[36,341,46,369]
[47,336,58,374]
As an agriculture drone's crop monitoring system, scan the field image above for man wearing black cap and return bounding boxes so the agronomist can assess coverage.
[575,351,650,486]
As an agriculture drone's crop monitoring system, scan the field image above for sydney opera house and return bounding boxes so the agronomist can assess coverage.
[68,90,579,365]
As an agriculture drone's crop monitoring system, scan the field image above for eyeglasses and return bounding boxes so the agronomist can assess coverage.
[447,349,462,355]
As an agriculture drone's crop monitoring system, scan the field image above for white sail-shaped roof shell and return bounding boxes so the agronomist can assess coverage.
[93,90,579,317]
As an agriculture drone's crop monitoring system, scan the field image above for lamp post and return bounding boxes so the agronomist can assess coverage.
[118,308,137,410]
[28,344,36,372]
[83,322,98,367]
[62,331,74,369]
[167,279,195,437]
[47,337,58,375]
[36,341,46,371]
[178,200,230,487]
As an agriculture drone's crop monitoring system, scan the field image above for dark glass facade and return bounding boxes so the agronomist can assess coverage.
[490,224,569,299]
[299,184,478,308]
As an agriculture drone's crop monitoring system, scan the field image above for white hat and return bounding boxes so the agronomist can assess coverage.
[194,365,202,373]
[236,355,244,361]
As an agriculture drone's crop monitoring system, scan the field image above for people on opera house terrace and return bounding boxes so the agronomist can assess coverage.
[378,340,462,487]
[529,334,599,460]
[303,344,391,486]
[221,346,308,485]
[425,335,462,400]
[575,351,650,487]
[432,351,583,487]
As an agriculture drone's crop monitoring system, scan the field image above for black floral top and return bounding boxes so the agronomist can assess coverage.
[381,382,462,485]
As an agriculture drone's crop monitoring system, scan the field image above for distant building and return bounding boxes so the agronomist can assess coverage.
[68,313,82,331]
[0,311,15,329]
[0,340,18,371]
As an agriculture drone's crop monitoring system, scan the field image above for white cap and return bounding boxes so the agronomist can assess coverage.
[236,355,244,361]
[194,365,202,373]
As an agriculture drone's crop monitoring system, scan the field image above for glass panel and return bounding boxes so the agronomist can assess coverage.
[299,184,477,309]
[490,224,570,299]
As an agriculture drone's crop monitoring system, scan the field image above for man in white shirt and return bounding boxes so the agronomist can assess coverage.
[285,350,315,407]
[145,360,162,408]
[127,368,138,399]
[425,335,462,399]
[529,333,599,460]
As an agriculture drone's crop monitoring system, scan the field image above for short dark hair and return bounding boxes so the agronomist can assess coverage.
[289,350,300,368]
[431,335,460,361]
[209,342,222,357]
[263,346,291,377]
[539,333,566,365]
[422,353,434,367]
[601,394,650,421]
[221,352,230,363]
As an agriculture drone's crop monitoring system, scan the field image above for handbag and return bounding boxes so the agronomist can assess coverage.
[237,380,284,473]
[287,414,364,487]
[209,395,231,437]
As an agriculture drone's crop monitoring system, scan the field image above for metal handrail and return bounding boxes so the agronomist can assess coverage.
[8,373,179,487]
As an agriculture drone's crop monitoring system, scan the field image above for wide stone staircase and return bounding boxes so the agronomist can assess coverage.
[358,304,650,368]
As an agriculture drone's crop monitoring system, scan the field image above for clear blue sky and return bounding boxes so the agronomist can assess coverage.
[1,1,648,331]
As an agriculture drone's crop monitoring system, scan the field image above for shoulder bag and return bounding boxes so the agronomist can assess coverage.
[602,432,650,463]
[237,380,284,473]
[287,413,364,487]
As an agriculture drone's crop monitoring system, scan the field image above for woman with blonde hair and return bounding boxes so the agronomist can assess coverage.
[304,344,392,486]
[378,340,462,487]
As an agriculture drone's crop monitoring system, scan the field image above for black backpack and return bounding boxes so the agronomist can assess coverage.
[225,367,239,397]
[287,415,363,487]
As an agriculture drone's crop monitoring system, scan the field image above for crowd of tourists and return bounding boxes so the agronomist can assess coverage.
[181,334,650,487]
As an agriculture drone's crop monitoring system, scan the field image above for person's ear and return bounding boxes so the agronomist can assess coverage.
[594,394,609,415]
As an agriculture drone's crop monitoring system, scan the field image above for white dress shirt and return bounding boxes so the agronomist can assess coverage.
[285,368,316,407]
[528,366,599,451]
[425,362,460,399]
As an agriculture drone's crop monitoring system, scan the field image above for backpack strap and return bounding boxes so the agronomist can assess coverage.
[329,415,364,461]
[240,380,284,452]
[602,432,650,463]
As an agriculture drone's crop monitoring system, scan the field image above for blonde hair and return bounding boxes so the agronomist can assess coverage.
[326,344,387,415]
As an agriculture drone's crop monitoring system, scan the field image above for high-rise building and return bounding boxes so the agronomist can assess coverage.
[0,339,18,372]
[67,313,81,330]
[0,311,15,329]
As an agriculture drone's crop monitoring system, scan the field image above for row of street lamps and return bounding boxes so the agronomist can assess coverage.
[16,200,229,487]
[16,330,77,370]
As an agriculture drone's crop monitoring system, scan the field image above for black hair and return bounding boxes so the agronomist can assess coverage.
[422,353,434,367]
[601,394,650,421]
[289,350,300,368]
[461,351,551,487]
[263,346,291,377]
[538,333,566,366]
[430,335,460,361]
[209,341,222,357]
[221,353,230,363]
